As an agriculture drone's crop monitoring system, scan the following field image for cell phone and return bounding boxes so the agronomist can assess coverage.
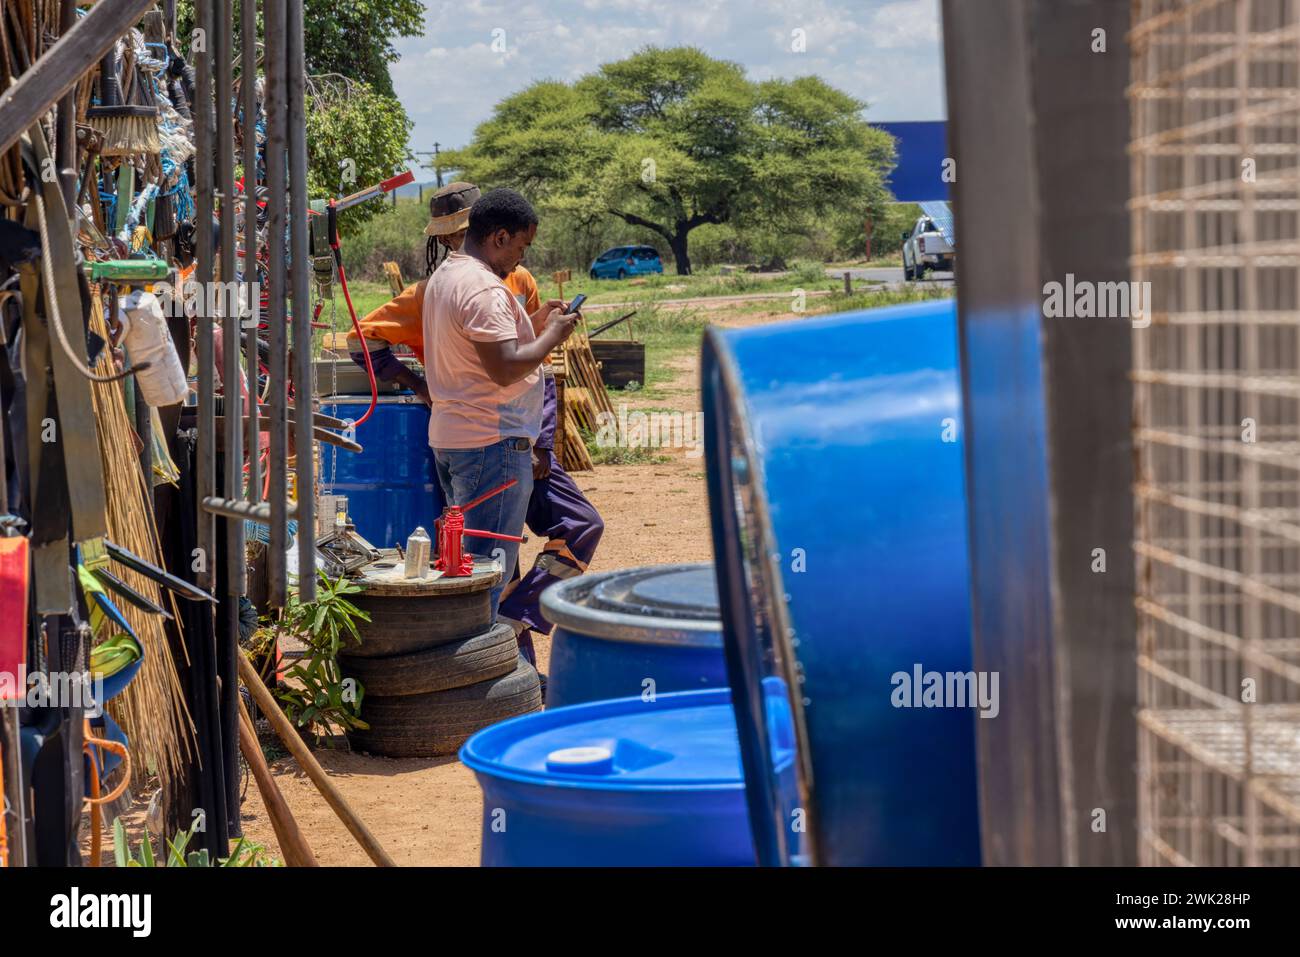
[566,294,587,314]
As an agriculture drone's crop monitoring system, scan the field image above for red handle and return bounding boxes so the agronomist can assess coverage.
[462,478,519,513]
[380,170,415,193]
[462,529,526,543]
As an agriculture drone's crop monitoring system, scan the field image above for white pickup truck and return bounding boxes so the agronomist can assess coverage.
[901,212,955,280]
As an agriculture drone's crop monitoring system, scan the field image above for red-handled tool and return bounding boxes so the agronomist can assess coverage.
[317,169,418,428]
[333,170,416,213]
[435,479,526,577]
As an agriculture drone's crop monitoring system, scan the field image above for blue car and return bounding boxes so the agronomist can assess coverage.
[589,245,664,280]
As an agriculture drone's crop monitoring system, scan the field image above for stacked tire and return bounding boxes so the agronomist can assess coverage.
[340,584,542,758]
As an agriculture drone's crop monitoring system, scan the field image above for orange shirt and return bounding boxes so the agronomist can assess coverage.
[350,266,540,365]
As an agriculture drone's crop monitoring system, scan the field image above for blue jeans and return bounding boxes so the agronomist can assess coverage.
[434,437,535,620]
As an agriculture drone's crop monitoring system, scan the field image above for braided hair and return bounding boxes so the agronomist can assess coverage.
[426,236,450,276]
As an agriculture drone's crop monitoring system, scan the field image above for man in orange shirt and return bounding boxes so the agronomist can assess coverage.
[349,183,604,678]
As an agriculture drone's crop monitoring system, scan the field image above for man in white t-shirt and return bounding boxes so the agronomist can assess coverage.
[423,188,578,617]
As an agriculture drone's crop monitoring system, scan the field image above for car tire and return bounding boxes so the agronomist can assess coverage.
[347,657,543,758]
[338,622,519,697]
[617,269,626,280]
[590,270,598,280]
[903,258,913,281]
[342,590,493,659]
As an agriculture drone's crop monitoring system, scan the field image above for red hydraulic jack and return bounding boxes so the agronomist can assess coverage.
[435,478,526,577]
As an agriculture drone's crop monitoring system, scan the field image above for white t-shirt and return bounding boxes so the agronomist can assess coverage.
[422,251,543,449]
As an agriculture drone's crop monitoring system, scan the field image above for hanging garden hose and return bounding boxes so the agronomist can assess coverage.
[83,716,133,867]
[317,171,414,427]
[330,212,378,427]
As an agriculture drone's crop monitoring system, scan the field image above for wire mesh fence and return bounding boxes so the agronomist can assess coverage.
[1130,0,1300,865]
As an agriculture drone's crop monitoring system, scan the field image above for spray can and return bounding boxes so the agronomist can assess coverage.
[404,527,431,579]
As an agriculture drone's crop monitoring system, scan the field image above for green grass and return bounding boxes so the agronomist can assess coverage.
[535,260,836,307]
[329,279,394,330]
[582,430,672,466]
[714,284,952,320]
[317,277,953,436]
[808,285,953,315]
[310,279,396,356]
[824,255,905,270]
[609,303,711,401]
[320,259,908,336]
[602,285,955,405]
[580,284,955,411]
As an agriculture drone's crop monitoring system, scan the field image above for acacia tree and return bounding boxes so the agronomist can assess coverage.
[448,47,895,274]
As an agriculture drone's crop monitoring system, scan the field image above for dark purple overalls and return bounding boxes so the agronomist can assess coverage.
[498,373,603,664]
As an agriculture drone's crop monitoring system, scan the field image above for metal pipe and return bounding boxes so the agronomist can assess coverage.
[242,0,262,509]
[287,0,315,601]
[215,0,244,845]
[264,0,288,606]
[55,0,77,213]
[202,496,297,523]
[194,0,216,592]
[217,0,244,597]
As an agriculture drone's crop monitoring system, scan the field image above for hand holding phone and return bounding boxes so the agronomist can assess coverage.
[543,303,580,347]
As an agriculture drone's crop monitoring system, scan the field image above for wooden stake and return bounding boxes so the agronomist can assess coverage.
[237,697,319,867]
[237,652,396,866]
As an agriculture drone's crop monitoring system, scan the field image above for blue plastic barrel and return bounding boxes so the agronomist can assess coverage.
[461,687,797,866]
[701,298,981,866]
[540,564,727,707]
[319,394,443,549]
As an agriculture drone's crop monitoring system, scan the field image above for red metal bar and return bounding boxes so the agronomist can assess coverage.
[461,529,525,543]
[462,478,518,513]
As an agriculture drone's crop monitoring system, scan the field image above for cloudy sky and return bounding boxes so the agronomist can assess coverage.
[390,0,945,166]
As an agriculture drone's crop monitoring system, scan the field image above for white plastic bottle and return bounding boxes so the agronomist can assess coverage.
[404,527,431,579]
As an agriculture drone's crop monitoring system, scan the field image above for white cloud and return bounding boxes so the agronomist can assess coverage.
[869,0,942,49]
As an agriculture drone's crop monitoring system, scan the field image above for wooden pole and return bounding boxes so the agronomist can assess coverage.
[843,271,852,295]
[237,698,319,867]
[237,652,397,866]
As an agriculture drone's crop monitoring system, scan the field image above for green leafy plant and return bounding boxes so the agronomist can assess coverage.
[304,76,413,234]
[112,817,280,867]
[253,571,371,743]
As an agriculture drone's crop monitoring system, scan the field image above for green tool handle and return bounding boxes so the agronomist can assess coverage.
[85,259,170,281]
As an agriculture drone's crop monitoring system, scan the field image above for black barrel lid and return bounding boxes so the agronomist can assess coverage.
[586,565,719,621]
[543,563,722,645]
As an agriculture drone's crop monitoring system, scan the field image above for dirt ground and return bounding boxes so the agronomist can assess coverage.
[90,307,789,867]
